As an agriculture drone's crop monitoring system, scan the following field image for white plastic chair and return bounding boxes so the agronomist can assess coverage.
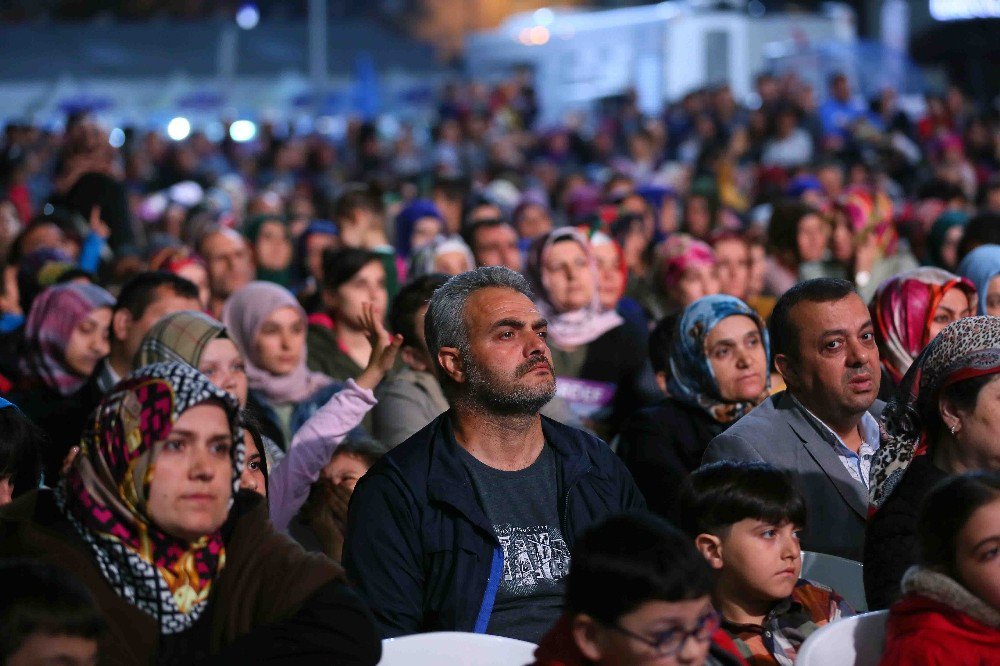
[801,551,868,611]
[378,631,538,666]
[795,610,889,666]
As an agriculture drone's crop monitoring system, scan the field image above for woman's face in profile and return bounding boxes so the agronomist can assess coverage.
[955,496,1000,611]
[944,374,1000,473]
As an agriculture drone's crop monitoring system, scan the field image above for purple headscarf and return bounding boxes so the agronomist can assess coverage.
[394,199,445,259]
[222,281,333,404]
[22,282,115,396]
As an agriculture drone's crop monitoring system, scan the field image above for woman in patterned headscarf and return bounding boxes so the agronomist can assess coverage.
[869,267,976,399]
[646,233,720,320]
[0,361,380,662]
[20,282,114,397]
[618,294,770,520]
[865,316,1000,611]
[828,187,918,301]
[9,282,115,480]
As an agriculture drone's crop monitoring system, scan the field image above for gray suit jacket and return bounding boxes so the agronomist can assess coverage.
[702,391,884,562]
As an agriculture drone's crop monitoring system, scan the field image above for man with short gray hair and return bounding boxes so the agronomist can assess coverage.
[344,266,644,642]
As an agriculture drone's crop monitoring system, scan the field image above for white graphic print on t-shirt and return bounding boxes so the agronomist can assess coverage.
[496,524,571,597]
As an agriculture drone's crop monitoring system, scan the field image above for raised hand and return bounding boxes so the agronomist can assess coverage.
[355,301,403,390]
[89,205,111,239]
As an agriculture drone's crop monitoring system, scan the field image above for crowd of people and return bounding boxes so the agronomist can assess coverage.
[2,68,1000,664]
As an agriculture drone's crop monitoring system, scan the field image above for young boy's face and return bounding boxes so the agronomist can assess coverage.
[321,452,371,492]
[574,595,716,666]
[7,633,98,666]
[713,519,802,603]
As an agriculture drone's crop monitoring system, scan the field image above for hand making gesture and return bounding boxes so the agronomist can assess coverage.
[355,301,403,390]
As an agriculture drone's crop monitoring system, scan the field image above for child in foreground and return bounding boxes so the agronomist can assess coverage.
[678,461,853,665]
[532,511,748,666]
[0,559,104,666]
[879,471,1000,665]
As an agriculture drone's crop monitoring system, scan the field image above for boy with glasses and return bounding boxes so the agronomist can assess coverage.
[532,512,747,666]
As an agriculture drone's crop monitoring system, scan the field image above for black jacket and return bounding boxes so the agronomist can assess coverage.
[864,454,948,610]
[6,375,102,483]
[343,412,645,638]
[617,398,727,522]
[0,489,380,665]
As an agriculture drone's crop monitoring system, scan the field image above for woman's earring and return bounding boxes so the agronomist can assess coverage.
[949,423,959,436]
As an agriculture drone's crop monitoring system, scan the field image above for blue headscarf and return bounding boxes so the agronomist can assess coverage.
[292,219,338,285]
[0,397,16,411]
[394,199,444,259]
[667,294,771,423]
[958,244,1000,315]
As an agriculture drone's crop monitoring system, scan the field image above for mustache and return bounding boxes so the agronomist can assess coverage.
[844,367,872,380]
[516,356,554,377]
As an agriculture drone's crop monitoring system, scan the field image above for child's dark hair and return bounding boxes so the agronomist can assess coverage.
[389,273,449,349]
[239,409,269,489]
[918,471,1000,575]
[321,247,381,292]
[332,437,386,468]
[566,512,714,625]
[0,404,44,499]
[0,559,104,661]
[677,461,807,537]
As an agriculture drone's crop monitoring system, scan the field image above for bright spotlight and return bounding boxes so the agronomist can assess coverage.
[533,8,555,26]
[229,119,257,142]
[529,26,550,45]
[108,128,126,148]
[167,117,191,141]
[236,4,260,30]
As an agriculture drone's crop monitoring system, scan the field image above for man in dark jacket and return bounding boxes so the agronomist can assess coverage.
[343,266,645,643]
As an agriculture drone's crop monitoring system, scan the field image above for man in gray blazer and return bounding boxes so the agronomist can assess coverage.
[703,278,882,561]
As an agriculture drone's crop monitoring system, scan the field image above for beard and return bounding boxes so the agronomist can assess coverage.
[460,350,557,416]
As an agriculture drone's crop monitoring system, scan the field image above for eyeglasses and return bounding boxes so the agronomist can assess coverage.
[607,609,721,656]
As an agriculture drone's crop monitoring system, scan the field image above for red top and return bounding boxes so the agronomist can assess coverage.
[879,593,1000,666]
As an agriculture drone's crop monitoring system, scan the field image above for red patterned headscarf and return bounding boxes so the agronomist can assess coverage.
[59,361,244,634]
[834,187,898,258]
[658,233,717,293]
[870,267,976,384]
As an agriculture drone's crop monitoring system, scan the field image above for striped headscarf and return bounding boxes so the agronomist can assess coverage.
[135,310,226,371]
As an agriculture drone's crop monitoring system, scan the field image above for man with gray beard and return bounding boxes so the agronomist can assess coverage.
[344,267,644,642]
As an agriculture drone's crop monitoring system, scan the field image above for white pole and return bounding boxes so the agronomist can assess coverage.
[218,23,238,89]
